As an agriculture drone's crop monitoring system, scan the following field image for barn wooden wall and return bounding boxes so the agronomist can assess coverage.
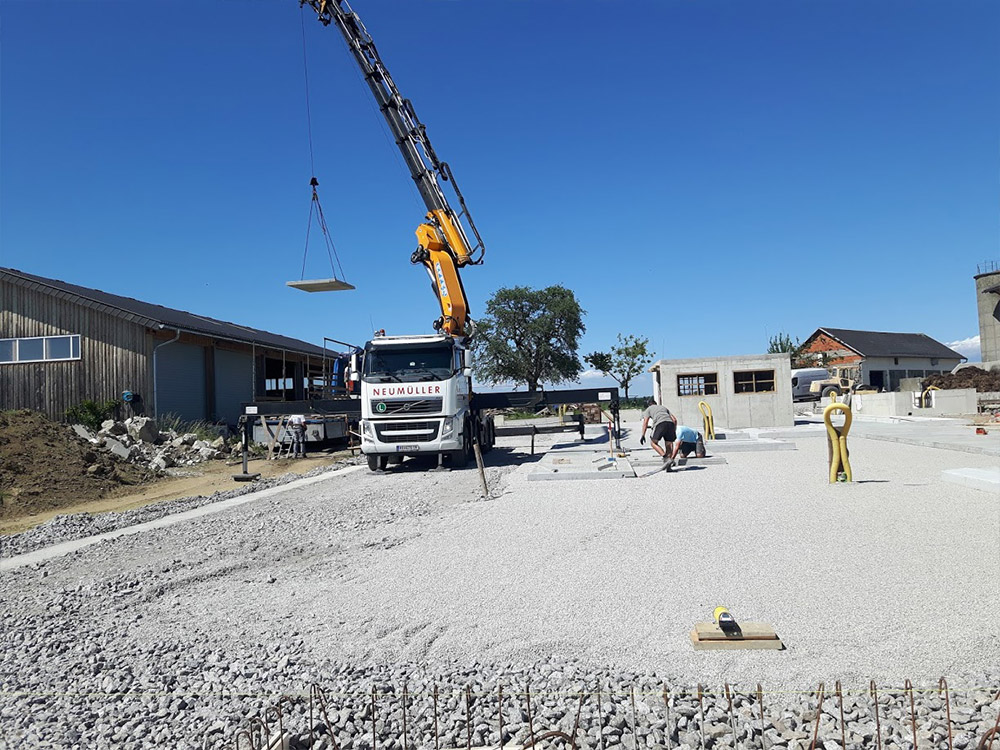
[0,279,152,421]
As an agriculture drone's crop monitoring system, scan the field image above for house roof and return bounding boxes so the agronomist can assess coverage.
[1,267,330,356]
[810,327,965,360]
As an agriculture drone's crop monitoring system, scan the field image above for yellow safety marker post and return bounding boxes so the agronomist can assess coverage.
[698,401,716,440]
[921,385,940,408]
[823,401,853,483]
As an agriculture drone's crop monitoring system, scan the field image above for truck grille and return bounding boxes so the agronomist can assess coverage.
[374,420,440,443]
[370,398,443,416]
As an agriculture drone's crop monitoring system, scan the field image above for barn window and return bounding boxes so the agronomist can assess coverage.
[0,335,82,364]
[733,369,776,393]
[677,372,719,396]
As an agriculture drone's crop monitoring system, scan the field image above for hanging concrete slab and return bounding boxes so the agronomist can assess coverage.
[286,278,356,292]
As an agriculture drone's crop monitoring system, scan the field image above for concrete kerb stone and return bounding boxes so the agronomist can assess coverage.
[941,467,1000,493]
[0,464,366,571]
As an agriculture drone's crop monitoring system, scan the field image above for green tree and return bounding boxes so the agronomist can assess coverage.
[767,332,807,368]
[473,285,586,392]
[767,332,800,354]
[584,334,652,399]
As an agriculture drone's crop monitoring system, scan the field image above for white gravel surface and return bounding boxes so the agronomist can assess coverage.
[2,427,998,748]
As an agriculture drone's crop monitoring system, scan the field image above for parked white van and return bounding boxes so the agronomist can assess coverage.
[791,367,830,401]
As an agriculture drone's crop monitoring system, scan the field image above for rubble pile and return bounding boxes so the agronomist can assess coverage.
[73,416,234,474]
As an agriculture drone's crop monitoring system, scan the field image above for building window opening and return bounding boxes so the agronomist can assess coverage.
[677,372,719,396]
[734,369,776,393]
[0,335,81,364]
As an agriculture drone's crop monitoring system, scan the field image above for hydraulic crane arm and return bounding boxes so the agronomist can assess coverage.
[301,0,485,337]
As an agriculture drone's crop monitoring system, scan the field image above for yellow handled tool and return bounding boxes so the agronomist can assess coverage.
[823,401,853,483]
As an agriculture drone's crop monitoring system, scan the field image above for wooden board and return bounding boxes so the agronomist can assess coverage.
[286,278,356,292]
[690,622,784,651]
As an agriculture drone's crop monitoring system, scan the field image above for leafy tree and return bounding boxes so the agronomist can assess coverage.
[473,285,586,392]
[584,334,652,398]
[767,332,800,354]
[767,332,808,368]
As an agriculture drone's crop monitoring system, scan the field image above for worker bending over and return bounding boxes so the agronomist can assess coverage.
[666,424,707,468]
[639,399,678,460]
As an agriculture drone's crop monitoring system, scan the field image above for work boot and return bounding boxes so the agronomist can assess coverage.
[676,455,687,467]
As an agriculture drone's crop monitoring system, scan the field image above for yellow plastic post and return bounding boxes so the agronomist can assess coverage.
[921,385,940,408]
[823,402,853,483]
[698,400,715,440]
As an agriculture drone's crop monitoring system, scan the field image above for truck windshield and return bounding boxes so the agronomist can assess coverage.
[363,344,454,382]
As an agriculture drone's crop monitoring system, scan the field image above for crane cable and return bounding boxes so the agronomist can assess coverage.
[298,7,348,283]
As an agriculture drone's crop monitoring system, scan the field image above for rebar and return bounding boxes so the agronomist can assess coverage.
[870,681,883,750]
[835,681,846,750]
[724,683,738,744]
[905,679,918,749]
[938,678,954,750]
[809,682,825,750]
[757,683,768,750]
[697,684,706,750]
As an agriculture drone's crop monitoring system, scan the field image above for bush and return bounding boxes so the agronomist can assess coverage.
[65,399,118,431]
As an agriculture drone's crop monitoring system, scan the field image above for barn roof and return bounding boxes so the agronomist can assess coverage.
[1,267,329,356]
[809,327,965,360]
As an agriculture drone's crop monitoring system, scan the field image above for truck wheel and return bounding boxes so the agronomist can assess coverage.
[821,386,841,398]
[367,454,388,471]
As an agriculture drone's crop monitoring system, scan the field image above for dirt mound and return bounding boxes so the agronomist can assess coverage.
[923,366,1000,392]
[0,410,152,520]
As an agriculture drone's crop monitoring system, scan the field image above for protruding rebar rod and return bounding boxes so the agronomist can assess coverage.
[526,682,537,750]
[905,679,918,749]
[724,684,737,744]
[757,684,768,750]
[697,685,706,750]
[662,685,673,750]
[870,681,883,750]
[938,678,954,750]
[466,685,473,750]
[433,684,440,750]
[809,682,825,750]
[835,681,846,750]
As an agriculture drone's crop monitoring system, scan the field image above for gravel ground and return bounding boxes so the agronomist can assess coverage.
[1,457,362,557]
[1,430,998,748]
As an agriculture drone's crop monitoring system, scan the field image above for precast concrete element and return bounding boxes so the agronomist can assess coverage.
[941,467,1000,493]
[650,352,794,429]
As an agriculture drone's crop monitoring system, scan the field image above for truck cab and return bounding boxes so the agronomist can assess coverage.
[354,333,493,470]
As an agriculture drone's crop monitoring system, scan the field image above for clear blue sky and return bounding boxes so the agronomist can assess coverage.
[2,0,996,392]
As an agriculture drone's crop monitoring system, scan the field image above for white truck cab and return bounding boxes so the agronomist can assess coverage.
[352,333,493,471]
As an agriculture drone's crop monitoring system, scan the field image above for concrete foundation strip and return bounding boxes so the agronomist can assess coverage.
[0,465,365,572]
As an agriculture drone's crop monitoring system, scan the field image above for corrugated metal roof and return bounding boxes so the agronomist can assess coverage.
[1,267,329,356]
[815,327,965,360]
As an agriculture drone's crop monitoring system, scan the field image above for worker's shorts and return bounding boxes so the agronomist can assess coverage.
[652,421,676,443]
[679,434,707,458]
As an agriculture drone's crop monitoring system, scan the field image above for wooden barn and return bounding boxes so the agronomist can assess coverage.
[0,267,347,426]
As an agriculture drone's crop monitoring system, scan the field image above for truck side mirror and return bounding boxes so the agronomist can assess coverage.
[350,353,359,371]
[462,367,473,378]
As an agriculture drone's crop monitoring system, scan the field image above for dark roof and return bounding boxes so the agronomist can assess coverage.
[1,267,328,356]
[812,327,965,360]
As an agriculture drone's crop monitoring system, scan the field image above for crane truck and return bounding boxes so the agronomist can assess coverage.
[301,0,495,471]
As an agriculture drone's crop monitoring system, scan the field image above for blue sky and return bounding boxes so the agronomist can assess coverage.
[2,0,996,392]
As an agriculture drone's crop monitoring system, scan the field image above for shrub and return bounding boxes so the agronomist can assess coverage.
[65,399,118,431]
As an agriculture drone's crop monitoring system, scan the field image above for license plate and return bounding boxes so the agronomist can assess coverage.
[396,444,420,452]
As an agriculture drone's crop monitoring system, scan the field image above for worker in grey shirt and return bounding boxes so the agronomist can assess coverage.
[639,400,678,460]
